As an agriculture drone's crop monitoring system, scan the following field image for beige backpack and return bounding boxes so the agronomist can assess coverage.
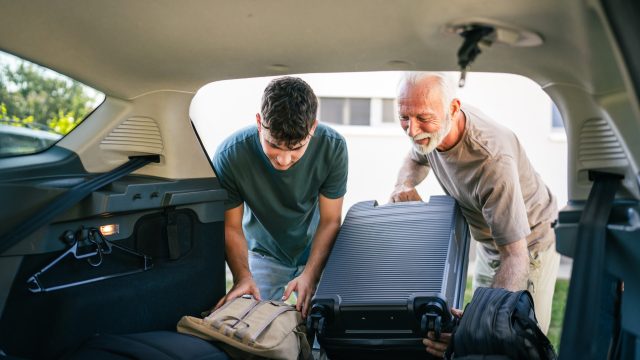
[177,296,312,360]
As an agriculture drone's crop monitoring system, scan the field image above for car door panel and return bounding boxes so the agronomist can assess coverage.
[0,148,227,359]
[556,198,640,358]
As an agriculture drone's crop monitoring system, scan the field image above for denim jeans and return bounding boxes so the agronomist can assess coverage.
[248,250,306,301]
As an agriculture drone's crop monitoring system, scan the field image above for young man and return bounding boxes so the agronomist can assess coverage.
[212,77,348,317]
[389,72,560,357]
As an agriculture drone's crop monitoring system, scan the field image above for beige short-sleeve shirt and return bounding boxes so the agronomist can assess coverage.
[411,105,557,250]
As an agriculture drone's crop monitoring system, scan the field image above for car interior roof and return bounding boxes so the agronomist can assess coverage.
[2,0,639,201]
[0,0,627,99]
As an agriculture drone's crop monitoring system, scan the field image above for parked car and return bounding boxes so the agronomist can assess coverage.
[0,0,638,359]
[0,124,62,157]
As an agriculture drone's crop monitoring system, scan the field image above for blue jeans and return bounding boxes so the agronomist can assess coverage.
[248,251,305,301]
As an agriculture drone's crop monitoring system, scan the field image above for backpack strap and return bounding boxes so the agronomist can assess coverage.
[449,288,556,359]
[209,296,258,319]
[208,298,261,340]
[231,299,260,328]
[242,303,299,346]
[211,315,251,337]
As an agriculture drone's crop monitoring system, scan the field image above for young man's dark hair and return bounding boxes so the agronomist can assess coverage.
[260,76,318,148]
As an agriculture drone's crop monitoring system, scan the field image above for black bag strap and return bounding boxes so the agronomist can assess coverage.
[447,287,512,358]
[0,155,159,254]
[512,303,556,360]
[447,288,556,360]
[559,171,622,359]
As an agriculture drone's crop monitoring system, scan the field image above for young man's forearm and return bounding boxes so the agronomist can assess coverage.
[224,205,252,282]
[303,217,341,281]
[215,206,261,308]
[225,228,252,281]
[303,195,343,281]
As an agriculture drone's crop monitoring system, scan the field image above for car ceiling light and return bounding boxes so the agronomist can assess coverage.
[444,18,544,88]
[456,25,496,87]
[445,18,544,48]
[99,224,119,236]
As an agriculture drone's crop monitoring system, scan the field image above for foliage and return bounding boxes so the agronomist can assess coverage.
[0,61,100,135]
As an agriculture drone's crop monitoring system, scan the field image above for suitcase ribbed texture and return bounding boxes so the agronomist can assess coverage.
[316,197,458,305]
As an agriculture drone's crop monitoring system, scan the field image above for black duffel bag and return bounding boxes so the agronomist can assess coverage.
[446,287,557,360]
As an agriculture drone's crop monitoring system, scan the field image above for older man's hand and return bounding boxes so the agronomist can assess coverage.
[422,308,464,358]
[389,184,423,203]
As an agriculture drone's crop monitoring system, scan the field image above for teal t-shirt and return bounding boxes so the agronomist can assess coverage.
[212,123,348,267]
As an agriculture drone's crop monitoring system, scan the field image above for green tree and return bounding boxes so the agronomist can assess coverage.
[0,61,100,135]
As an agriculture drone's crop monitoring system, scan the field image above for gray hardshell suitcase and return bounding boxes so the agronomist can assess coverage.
[308,196,470,359]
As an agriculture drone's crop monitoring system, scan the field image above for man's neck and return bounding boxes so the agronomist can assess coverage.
[437,109,467,152]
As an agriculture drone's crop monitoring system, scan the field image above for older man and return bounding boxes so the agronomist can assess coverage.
[389,72,560,357]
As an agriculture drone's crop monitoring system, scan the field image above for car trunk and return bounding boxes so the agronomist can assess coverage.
[0,146,227,359]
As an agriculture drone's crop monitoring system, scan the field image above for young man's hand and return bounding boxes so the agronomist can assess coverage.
[422,308,464,358]
[282,272,317,318]
[214,276,261,310]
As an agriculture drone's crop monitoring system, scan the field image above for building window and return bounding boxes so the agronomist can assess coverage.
[349,98,371,126]
[318,97,396,126]
[381,98,396,124]
[319,98,345,124]
[319,97,371,126]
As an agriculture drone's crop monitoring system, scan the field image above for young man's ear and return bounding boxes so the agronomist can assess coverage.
[255,113,262,132]
[310,119,318,136]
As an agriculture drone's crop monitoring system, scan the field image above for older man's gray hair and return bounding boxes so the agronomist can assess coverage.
[398,72,457,113]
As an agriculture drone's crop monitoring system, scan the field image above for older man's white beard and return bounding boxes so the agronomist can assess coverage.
[410,114,452,155]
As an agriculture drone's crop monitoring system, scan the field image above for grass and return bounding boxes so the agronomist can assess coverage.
[463,277,569,351]
[547,279,569,351]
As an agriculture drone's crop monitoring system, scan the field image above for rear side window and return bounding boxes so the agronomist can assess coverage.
[0,51,104,157]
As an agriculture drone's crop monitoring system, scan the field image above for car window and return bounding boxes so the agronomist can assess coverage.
[0,50,104,157]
